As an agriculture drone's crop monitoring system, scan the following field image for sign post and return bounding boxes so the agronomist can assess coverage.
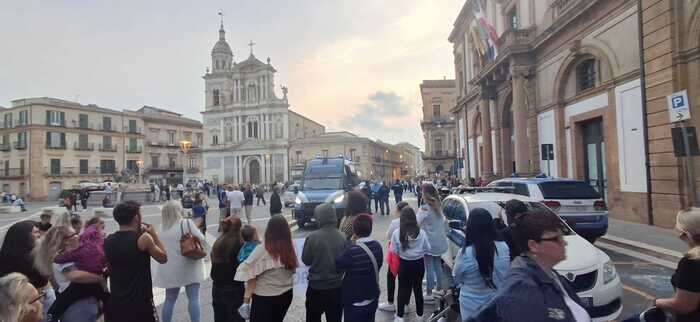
[540,143,554,177]
[667,90,699,206]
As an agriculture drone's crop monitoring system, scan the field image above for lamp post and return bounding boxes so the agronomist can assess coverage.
[136,160,143,184]
[179,140,192,185]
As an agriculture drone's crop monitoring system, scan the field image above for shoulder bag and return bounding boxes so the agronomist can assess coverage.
[357,242,380,289]
[180,220,206,260]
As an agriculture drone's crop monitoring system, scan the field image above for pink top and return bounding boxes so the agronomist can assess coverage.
[54,225,106,275]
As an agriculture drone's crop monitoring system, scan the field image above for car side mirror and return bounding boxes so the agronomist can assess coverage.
[448,220,463,230]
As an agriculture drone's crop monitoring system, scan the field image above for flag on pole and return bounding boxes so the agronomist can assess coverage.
[472,1,499,61]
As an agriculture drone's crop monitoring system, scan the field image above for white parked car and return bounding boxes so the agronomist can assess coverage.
[441,192,622,322]
[283,184,300,207]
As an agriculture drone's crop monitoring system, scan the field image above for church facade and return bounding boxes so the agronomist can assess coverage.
[201,23,324,185]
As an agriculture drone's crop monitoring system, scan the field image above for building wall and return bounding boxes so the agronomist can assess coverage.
[421,80,458,176]
[0,98,203,201]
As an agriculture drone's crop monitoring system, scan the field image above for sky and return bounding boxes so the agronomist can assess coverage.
[0,0,463,150]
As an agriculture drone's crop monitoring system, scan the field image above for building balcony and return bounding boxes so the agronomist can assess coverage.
[98,144,118,152]
[13,142,26,150]
[0,143,10,152]
[146,166,184,173]
[46,143,67,150]
[126,145,143,153]
[147,140,164,147]
[45,121,66,128]
[499,28,536,50]
[45,166,117,177]
[73,142,95,151]
[0,168,25,178]
[424,151,456,160]
[126,128,142,135]
[98,124,117,132]
[186,167,200,174]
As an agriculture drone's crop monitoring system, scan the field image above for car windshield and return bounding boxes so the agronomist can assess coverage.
[538,181,601,199]
[302,177,342,191]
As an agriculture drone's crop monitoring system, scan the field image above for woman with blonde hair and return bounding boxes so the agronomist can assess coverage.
[0,272,44,322]
[651,208,700,321]
[153,200,210,322]
[417,183,448,303]
[32,226,103,322]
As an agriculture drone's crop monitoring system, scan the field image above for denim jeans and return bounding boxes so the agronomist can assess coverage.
[424,255,443,292]
[212,282,244,322]
[162,283,200,322]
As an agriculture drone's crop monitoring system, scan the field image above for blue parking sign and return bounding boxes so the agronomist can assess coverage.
[672,96,685,109]
[667,90,691,122]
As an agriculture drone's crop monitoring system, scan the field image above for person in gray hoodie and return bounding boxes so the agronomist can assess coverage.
[302,202,348,322]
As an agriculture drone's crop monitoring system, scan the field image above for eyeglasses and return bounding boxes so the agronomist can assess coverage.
[538,234,564,244]
[29,290,47,304]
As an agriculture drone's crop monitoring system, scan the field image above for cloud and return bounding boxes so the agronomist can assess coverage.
[339,91,423,146]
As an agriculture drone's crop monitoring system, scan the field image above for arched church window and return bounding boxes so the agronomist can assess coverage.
[213,89,220,106]
[576,59,597,93]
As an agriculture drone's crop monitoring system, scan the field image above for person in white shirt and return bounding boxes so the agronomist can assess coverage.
[227,185,245,220]
[378,201,410,312]
[390,207,431,322]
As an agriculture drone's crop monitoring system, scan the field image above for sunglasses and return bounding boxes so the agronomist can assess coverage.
[29,290,47,304]
[538,234,564,243]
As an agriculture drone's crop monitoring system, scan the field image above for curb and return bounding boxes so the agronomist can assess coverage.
[598,235,683,265]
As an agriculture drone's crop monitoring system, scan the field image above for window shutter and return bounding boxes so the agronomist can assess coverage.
[46,111,51,126]
[60,112,65,126]
[46,132,50,146]
[60,133,66,147]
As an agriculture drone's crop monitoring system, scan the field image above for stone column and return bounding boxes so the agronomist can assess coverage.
[479,87,494,179]
[511,66,530,175]
[237,155,243,184]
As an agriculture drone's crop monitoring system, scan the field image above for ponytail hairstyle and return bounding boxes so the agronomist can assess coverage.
[399,207,420,251]
[421,183,442,216]
[463,208,499,289]
[676,208,700,260]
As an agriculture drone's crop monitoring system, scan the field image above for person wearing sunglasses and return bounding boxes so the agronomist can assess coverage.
[645,208,700,322]
[465,209,591,322]
[0,272,44,322]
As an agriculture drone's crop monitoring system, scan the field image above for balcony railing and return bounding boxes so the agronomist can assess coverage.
[126,145,143,153]
[98,124,117,132]
[45,166,117,176]
[499,28,535,49]
[127,127,142,134]
[45,121,66,127]
[46,143,67,150]
[0,168,25,178]
[13,141,26,150]
[147,140,164,146]
[99,144,118,152]
[73,142,95,151]
[0,143,10,152]
[186,167,200,174]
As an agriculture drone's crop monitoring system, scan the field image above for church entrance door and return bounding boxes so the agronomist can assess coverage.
[249,159,261,185]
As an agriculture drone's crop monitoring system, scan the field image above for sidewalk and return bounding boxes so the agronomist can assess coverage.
[598,218,686,267]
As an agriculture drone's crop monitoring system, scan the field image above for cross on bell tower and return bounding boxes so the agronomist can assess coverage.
[248,40,256,56]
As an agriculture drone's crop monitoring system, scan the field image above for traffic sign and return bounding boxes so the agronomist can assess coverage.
[667,90,691,122]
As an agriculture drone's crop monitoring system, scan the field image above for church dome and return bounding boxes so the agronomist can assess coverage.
[211,25,232,56]
[212,39,232,55]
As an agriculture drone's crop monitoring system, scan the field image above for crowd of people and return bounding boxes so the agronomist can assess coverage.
[0,180,699,322]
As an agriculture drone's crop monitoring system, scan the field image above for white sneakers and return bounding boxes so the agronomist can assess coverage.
[378,302,396,312]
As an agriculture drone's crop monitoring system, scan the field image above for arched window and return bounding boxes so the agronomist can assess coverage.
[576,59,596,93]
[213,89,220,106]
[212,135,218,145]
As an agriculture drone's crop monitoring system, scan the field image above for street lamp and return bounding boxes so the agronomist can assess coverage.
[179,140,192,185]
[136,160,143,184]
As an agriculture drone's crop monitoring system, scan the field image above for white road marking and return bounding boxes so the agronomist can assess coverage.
[597,241,676,269]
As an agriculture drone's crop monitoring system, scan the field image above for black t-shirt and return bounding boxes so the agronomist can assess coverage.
[671,256,700,322]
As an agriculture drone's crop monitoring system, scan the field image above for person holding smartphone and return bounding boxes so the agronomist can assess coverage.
[104,201,167,322]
